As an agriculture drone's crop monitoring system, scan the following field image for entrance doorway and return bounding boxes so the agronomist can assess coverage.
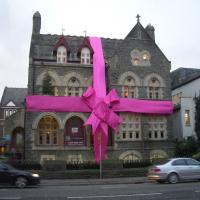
[64,117,86,146]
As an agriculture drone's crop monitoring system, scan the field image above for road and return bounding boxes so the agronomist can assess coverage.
[0,181,200,199]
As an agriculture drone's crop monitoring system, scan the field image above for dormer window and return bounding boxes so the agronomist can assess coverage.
[57,46,67,63]
[81,47,90,64]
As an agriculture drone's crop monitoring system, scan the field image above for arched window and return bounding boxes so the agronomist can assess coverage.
[57,46,67,63]
[37,115,59,145]
[64,116,86,146]
[141,50,151,66]
[148,77,161,99]
[81,47,90,64]
[122,76,137,98]
[150,150,168,161]
[65,77,82,96]
[119,151,142,162]
[123,154,140,161]
[130,49,141,66]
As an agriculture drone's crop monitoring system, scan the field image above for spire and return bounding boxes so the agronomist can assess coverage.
[136,14,140,23]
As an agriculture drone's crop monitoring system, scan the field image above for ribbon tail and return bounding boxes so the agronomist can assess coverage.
[85,112,100,134]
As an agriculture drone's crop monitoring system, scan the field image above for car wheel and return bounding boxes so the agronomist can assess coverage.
[15,176,28,188]
[168,173,179,184]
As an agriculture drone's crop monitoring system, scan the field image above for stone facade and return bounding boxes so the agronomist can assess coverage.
[25,11,174,163]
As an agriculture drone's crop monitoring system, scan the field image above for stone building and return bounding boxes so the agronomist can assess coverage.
[25,11,174,163]
[0,87,27,156]
[171,67,200,140]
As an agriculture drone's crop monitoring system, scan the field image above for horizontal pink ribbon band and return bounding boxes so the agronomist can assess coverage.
[26,95,173,114]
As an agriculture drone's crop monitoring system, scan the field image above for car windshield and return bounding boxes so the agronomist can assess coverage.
[0,162,15,170]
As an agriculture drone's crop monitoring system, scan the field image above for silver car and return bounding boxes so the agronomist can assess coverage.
[148,158,200,184]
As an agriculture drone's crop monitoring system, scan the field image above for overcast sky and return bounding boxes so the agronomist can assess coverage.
[0,0,200,98]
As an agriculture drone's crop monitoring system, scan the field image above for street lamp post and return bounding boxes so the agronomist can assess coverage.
[98,131,102,179]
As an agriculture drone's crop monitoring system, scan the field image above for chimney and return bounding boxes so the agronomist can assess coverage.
[32,11,41,34]
[145,24,155,41]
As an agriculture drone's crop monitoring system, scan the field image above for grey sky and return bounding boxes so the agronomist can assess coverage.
[0,0,200,98]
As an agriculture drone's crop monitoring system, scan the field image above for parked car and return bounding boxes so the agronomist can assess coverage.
[148,158,200,184]
[0,162,40,188]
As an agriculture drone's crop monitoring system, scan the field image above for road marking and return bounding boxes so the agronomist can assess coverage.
[195,191,200,193]
[67,192,163,199]
[101,185,127,189]
[0,198,21,200]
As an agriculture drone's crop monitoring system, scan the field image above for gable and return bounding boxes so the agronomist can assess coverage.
[125,22,152,41]
[6,101,16,107]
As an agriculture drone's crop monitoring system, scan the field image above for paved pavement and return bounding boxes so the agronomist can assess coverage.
[41,177,148,186]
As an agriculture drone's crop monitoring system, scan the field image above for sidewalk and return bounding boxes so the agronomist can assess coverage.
[41,177,148,186]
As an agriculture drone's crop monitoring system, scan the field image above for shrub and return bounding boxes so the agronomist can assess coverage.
[123,159,151,168]
[192,152,200,161]
[8,160,42,170]
[102,159,123,169]
[174,137,199,157]
[66,161,99,170]
[42,160,66,171]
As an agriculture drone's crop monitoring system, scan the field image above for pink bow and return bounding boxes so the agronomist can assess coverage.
[82,86,122,162]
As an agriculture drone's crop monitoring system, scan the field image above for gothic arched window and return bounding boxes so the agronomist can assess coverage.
[148,77,162,99]
[57,46,67,63]
[81,47,91,64]
[66,77,82,96]
[37,115,59,145]
[130,49,141,66]
[122,76,137,98]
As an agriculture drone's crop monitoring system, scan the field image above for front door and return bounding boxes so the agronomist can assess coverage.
[64,117,86,146]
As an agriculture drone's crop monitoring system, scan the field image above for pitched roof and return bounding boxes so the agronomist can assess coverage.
[0,87,27,107]
[125,22,152,40]
[30,34,123,61]
[53,35,69,54]
[77,37,94,54]
[171,67,200,89]
[30,20,170,67]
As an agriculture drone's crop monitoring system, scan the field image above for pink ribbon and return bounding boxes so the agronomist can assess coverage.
[26,37,173,163]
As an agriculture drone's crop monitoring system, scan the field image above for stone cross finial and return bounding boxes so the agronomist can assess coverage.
[84,30,87,37]
[136,14,140,22]
[62,28,65,35]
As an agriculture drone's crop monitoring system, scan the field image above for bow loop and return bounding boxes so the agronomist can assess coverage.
[104,89,120,105]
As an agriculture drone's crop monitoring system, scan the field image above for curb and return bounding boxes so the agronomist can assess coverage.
[41,178,148,186]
